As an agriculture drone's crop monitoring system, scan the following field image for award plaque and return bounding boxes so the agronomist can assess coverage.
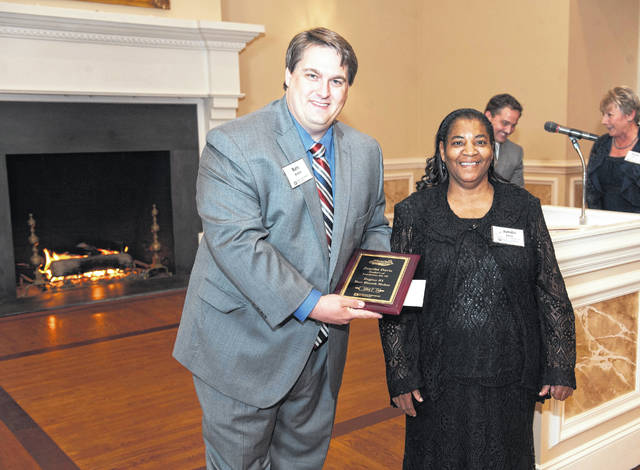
[334,249,421,315]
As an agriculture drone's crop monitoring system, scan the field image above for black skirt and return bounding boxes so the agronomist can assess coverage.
[403,380,536,470]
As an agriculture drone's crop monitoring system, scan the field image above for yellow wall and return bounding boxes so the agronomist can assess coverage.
[221,0,639,170]
[1,0,221,20]
[417,1,571,163]
[221,0,423,159]
[5,1,639,177]
[567,0,639,160]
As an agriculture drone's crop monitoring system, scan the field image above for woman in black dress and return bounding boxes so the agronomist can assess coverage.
[379,108,576,469]
[586,86,640,212]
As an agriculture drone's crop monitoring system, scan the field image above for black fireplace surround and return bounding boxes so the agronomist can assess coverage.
[0,101,202,309]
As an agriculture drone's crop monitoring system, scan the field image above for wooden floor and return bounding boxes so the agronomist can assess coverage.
[0,290,404,469]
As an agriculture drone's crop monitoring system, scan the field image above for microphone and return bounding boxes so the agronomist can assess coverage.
[544,121,599,141]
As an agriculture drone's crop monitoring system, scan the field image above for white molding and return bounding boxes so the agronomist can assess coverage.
[0,2,264,140]
[0,91,245,100]
[538,416,640,470]
[568,175,584,208]
[384,158,584,176]
[544,206,640,278]
[524,176,560,204]
[383,171,416,194]
[0,2,263,51]
[548,391,640,446]
[383,156,424,171]
[383,171,415,221]
[525,159,583,174]
[384,171,416,187]
[564,266,640,307]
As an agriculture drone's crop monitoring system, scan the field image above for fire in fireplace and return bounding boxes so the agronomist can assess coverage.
[0,100,201,314]
[41,246,133,283]
[17,207,172,299]
[10,151,174,298]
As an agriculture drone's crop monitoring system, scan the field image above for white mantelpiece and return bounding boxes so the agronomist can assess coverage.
[0,2,264,147]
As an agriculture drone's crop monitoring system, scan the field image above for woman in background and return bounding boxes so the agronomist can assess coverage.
[379,108,576,469]
[586,86,640,213]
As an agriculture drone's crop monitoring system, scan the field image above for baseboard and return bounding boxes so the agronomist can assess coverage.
[538,417,640,470]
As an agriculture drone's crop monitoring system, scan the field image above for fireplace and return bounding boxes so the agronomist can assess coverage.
[0,101,201,313]
[0,3,263,314]
[9,149,175,288]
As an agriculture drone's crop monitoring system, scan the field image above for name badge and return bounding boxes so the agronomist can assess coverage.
[282,159,313,188]
[625,150,640,165]
[491,226,525,247]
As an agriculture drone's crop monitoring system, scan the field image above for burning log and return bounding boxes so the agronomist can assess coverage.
[49,253,134,278]
[74,241,128,256]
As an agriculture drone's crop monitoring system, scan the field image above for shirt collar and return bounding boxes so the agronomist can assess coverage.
[289,111,334,152]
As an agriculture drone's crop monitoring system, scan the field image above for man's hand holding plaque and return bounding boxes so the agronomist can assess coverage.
[334,249,421,315]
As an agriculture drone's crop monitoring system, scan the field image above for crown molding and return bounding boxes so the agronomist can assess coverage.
[0,2,263,51]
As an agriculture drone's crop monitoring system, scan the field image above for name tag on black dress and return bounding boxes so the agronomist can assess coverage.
[491,226,525,247]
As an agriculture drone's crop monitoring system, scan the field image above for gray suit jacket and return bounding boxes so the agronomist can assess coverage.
[173,97,391,408]
[495,139,524,187]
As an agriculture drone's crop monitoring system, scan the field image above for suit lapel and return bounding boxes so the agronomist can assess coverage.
[329,123,352,278]
[495,141,510,174]
[274,98,330,264]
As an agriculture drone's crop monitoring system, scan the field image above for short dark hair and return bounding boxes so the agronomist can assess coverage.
[417,108,505,190]
[283,27,358,91]
[484,93,523,116]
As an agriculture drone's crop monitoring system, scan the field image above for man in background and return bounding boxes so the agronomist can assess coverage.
[173,27,391,470]
[484,93,525,187]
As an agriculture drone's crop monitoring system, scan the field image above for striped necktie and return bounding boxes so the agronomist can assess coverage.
[310,142,333,250]
[310,141,331,349]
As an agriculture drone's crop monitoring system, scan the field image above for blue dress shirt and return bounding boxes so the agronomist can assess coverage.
[290,115,335,321]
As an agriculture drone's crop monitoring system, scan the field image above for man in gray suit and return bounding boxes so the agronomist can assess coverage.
[173,27,391,469]
[484,93,525,187]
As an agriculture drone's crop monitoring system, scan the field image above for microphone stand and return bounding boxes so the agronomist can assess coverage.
[569,137,587,225]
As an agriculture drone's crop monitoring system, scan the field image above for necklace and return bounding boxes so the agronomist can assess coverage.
[613,135,638,149]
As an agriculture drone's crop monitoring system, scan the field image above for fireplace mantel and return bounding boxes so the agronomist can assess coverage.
[0,3,264,310]
[0,2,264,138]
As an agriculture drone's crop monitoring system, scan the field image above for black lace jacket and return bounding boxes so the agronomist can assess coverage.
[379,182,576,400]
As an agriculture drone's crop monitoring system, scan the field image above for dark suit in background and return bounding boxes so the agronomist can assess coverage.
[495,138,524,187]
[485,93,525,188]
